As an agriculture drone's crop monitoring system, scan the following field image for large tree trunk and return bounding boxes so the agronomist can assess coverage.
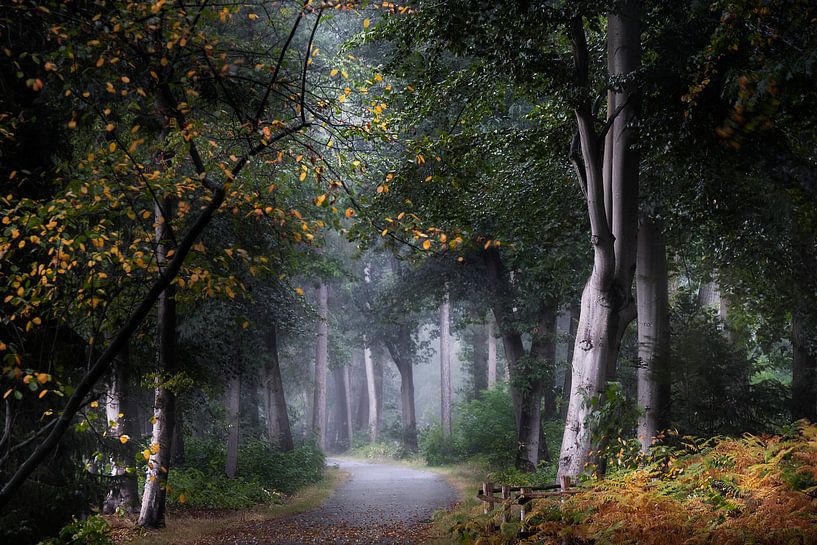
[487,316,497,389]
[312,282,329,449]
[559,2,641,479]
[364,341,379,442]
[439,292,453,440]
[224,368,241,478]
[103,343,139,515]
[260,324,293,451]
[791,305,817,421]
[139,197,178,528]
[636,217,671,453]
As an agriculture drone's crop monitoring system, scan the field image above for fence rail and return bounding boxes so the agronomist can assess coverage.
[476,476,576,529]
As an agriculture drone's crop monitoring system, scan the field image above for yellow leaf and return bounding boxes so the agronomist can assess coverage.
[119,435,130,444]
[3,389,12,400]
[242,321,249,329]
[381,229,388,237]
[142,449,151,460]
[150,443,160,454]
[422,239,431,250]
[315,194,326,206]
[90,400,99,408]
[363,18,370,29]
[299,171,307,181]
[36,372,49,384]
[345,208,355,218]
[178,494,187,504]
[330,68,338,77]
[295,287,305,296]
[248,12,258,20]
[38,389,48,399]
[484,240,492,250]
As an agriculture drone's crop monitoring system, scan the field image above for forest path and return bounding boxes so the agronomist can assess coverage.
[203,457,457,545]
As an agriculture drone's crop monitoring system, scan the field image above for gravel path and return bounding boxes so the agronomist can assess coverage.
[206,458,457,545]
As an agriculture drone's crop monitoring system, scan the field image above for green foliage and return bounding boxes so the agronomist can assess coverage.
[420,387,563,472]
[349,440,407,461]
[454,387,517,467]
[167,439,324,509]
[37,516,112,545]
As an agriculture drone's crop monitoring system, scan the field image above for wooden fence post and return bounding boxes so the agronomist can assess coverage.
[519,486,531,529]
[501,485,510,524]
[482,481,494,515]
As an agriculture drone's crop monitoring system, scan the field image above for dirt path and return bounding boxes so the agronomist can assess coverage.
[197,458,457,545]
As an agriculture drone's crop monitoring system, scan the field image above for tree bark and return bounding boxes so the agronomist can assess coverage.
[364,341,379,442]
[439,292,453,440]
[343,365,354,448]
[791,304,817,421]
[560,301,580,420]
[260,323,293,451]
[636,217,671,453]
[139,197,178,528]
[312,282,329,450]
[103,343,139,515]
[383,334,418,452]
[332,365,350,449]
[224,367,241,478]
[471,315,489,400]
[559,2,641,479]
[487,316,497,388]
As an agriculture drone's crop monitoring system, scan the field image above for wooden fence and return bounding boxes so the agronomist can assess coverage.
[476,475,576,529]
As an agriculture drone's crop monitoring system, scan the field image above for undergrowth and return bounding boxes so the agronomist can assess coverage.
[165,439,324,509]
[450,422,817,545]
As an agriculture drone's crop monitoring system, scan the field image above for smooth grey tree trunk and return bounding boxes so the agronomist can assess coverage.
[312,282,329,450]
[791,305,817,421]
[560,301,580,420]
[332,366,350,449]
[363,341,379,442]
[636,217,671,453]
[103,343,139,515]
[383,334,419,452]
[224,368,241,478]
[260,324,293,451]
[343,365,354,448]
[139,197,178,528]
[487,317,497,388]
[439,292,453,440]
[559,1,641,479]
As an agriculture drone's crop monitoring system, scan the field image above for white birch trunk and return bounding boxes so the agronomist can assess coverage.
[487,317,497,389]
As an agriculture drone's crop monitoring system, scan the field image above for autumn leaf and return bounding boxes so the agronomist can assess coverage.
[295,287,305,296]
[119,435,130,444]
[422,239,431,250]
[363,18,370,29]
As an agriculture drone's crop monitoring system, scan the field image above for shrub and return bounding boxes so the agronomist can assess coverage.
[454,387,517,467]
[37,516,112,545]
[166,439,324,508]
[349,440,406,460]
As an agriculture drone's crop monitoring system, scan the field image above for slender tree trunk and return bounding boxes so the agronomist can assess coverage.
[792,305,817,421]
[332,366,350,449]
[261,324,293,451]
[636,217,671,452]
[487,316,497,388]
[103,343,139,515]
[471,315,489,400]
[343,365,354,448]
[374,350,384,435]
[439,292,453,440]
[383,333,419,451]
[224,368,241,478]
[312,282,329,449]
[139,197,178,528]
[364,341,379,442]
[560,302,580,420]
[559,2,641,479]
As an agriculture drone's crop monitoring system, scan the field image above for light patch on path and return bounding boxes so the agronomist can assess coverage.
[213,458,457,545]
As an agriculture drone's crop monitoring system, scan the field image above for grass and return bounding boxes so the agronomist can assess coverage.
[108,466,348,545]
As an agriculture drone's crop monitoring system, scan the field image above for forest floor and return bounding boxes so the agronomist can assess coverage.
[112,458,461,545]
